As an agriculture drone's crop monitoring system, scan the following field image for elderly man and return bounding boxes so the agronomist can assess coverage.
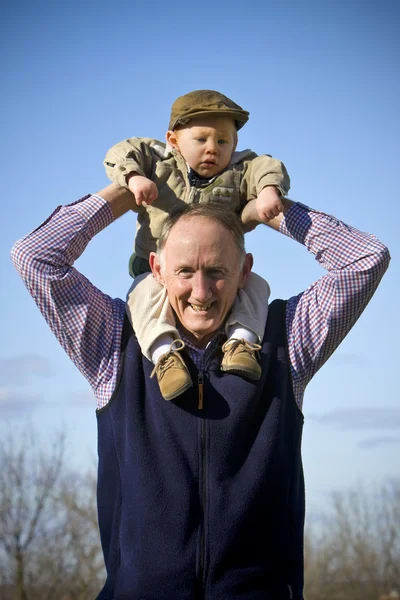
[11,183,389,599]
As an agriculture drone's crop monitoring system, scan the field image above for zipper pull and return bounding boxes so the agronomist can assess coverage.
[198,373,204,410]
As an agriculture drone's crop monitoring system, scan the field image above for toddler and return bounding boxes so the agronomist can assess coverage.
[104,90,290,400]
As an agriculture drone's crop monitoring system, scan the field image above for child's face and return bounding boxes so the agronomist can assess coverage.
[166,116,237,178]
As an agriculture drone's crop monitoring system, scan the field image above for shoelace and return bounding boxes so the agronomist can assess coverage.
[221,338,262,359]
[150,339,186,379]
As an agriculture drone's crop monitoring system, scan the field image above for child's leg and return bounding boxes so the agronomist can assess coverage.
[126,274,192,400]
[225,272,270,341]
[221,272,270,380]
[126,274,178,362]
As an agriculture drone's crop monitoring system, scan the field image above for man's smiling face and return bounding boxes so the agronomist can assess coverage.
[151,215,252,348]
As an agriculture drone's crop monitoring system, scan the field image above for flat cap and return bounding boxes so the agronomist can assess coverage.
[169,90,249,131]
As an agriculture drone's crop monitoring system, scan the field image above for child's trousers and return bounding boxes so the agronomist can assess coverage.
[126,272,270,361]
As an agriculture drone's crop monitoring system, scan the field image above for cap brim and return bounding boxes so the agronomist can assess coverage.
[171,110,249,131]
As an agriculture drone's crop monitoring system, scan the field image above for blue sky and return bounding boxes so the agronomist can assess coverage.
[1,0,399,518]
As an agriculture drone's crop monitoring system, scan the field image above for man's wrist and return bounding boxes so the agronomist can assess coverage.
[281,197,294,214]
[240,200,260,232]
[95,182,137,219]
[241,198,294,232]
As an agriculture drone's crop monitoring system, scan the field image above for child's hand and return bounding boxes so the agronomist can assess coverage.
[128,174,158,206]
[255,186,284,222]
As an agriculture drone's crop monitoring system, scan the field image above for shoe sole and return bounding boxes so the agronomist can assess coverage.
[220,366,261,381]
[163,380,193,401]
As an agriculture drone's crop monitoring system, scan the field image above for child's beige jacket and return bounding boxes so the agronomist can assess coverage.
[104,137,290,260]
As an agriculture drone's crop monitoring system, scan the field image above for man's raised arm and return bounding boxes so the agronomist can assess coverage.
[241,198,390,409]
[10,184,136,407]
[98,182,139,218]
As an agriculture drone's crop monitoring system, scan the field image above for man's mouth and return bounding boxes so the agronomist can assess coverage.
[189,302,213,312]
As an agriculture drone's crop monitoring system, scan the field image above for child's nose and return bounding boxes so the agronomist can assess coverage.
[206,139,218,154]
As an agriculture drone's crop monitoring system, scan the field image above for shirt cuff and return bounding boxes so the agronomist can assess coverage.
[67,194,114,237]
[279,202,313,245]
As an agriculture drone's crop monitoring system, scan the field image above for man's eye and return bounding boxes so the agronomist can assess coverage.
[208,269,224,278]
[178,269,192,277]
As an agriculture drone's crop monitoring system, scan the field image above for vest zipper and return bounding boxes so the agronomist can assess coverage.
[196,346,220,585]
[197,369,208,584]
[198,372,204,410]
[199,410,207,584]
[197,339,221,412]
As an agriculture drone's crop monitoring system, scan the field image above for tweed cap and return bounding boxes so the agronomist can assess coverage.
[169,90,249,131]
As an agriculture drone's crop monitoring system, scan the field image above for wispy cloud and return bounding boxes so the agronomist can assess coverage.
[358,436,400,449]
[310,407,400,430]
[70,390,96,405]
[330,352,365,367]
[0,387,44,416]
[0,354,54,385]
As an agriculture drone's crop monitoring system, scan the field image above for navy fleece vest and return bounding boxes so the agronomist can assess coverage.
[96,300,305,600]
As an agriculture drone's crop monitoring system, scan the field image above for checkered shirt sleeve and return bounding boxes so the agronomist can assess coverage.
[11,195,126,408]
[280,204,390,408]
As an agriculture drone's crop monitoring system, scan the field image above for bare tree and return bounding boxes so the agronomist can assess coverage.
[0,429,104,600]
[379,592,400,600]
[57,469,105,598]
[0,429,65,600]
[304,480,400,600]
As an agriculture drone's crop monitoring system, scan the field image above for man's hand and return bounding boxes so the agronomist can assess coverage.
[127,174,158,206]
[255,186,284,222]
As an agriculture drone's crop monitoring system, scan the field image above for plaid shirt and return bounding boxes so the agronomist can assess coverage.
[11,195,390,409]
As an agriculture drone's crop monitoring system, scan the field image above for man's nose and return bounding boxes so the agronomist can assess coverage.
[191,272,212,301]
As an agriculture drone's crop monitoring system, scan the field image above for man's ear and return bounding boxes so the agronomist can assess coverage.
[166,130,179,149]
[149,252,165,285]
[238,253,253,289]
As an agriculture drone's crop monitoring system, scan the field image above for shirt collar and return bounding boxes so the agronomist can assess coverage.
[177,324,226,370]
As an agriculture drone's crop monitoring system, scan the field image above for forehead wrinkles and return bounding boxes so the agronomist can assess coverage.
[170,217,232,247]
[161,217,240,270]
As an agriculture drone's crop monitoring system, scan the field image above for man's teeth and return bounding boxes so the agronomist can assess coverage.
[190,303,212,311]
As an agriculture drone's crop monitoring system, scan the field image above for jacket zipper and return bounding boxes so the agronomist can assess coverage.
[287,583,293,598]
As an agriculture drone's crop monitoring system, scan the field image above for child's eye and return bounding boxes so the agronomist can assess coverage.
[218,139,227,145]
[197,138,206,143]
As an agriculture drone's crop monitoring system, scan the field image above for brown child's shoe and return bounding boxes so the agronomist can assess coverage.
[221,338,262,381]
[150,339,193,401]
